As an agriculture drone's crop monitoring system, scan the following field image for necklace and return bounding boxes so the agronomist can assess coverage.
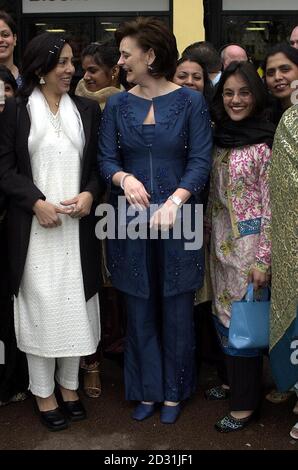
[47,108,62,138]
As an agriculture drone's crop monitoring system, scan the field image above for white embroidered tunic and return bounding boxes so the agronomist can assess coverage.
[14,107,100,357]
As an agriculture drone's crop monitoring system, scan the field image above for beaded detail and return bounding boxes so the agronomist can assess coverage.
[164,89,192,130]
[215,412,256,433]
[119,94,137,129]
[109,248,145,294]
[204,385,230,400]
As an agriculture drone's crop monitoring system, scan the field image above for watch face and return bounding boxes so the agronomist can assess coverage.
[170,195,182,207]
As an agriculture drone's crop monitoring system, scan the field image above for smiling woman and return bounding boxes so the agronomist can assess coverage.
[75,39,121,110]
[174,58,205,92]
[0,11,20,84]
[0,32,103,431]
[222,74,255,121]
[172,54,214,105]
[205,61,276,432]
[99,17,213,425]
[264,44,298,120]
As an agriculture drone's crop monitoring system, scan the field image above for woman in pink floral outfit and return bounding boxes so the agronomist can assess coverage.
[205,62,275,432]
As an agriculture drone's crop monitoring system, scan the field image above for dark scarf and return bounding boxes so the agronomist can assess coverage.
[213,117,276,149]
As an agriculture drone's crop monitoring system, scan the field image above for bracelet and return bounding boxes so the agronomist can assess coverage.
[120,173,133,190]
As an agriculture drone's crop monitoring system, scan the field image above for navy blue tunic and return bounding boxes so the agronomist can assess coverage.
[98,87,212,298]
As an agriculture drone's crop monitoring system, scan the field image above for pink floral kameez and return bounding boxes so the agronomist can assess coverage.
[207,144,272,328]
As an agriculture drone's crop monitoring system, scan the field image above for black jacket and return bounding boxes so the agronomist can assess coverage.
[0,95,103,299]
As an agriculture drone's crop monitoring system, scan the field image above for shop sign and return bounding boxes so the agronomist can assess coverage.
[22,0,169,14]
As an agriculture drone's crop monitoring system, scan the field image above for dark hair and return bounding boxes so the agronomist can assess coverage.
[182,41,222,74]
[0,64,17,92]
[211,61,268,123]
[175,54,214,105]
[264,43,298,71]
[0,10,17,35]
[18,32,70,98]
[81,39,120,71]
[115,16,178,80]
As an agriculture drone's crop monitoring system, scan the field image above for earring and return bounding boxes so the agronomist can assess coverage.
[39,76,45,85]
[147,64,153,72]
[111,75,115,80]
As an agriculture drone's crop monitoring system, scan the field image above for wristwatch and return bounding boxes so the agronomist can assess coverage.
[168,195,183,209]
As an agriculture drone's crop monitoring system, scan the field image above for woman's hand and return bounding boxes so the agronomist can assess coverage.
[248,268,270,290]
[60,191,94,218]
[33,199,70,228]
[149,199,179,231]
[123,175,151,209]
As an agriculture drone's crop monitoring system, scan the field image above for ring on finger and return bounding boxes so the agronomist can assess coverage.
[130,194,135,199]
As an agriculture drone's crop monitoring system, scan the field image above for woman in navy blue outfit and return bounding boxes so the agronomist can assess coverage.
[98,17,212,423]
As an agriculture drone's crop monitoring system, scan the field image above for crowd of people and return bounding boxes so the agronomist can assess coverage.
[0,10,297,440]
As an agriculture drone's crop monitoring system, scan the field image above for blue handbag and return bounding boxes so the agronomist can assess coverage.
[228,284,270,350]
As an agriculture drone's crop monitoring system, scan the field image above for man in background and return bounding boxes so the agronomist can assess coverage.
[220,43,249,69]
[290,26,298,49]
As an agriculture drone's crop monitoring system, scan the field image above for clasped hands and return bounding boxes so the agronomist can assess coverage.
[33,191,93,228]
[123,174,179,231]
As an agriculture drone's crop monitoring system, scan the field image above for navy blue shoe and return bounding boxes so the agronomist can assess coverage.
[132,403,155,421]
[160,404,181,424]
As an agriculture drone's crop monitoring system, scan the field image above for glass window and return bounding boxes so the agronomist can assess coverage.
[24,17,93,56]
[95,16,170,43]
[222,15,298,66]
[23,14,170,57]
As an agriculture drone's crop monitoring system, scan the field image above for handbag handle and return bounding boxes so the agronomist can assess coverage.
[245,283,255,302]
[245,283,270,302]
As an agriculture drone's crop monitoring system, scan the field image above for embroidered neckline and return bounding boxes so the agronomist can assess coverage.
[47,108,62,138]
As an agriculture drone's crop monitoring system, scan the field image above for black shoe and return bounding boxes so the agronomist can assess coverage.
[215,410,259,433]
[62,399,87,422]
[55,386,87,422]
[204,385,230,401]
[39,407,68,432]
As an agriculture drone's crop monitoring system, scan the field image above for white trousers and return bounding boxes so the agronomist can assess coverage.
[27,354,80,398]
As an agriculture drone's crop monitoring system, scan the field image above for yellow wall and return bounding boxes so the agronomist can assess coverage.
[173,0,205,55]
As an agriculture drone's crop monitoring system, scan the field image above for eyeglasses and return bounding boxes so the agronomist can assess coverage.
[222,90,252,100]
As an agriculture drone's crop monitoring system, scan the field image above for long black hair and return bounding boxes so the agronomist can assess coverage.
[18,32,70,98]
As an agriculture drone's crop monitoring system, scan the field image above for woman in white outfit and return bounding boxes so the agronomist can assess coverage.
[0,33,102,431]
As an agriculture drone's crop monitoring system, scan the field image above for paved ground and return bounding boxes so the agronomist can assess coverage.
[0,356,297,451]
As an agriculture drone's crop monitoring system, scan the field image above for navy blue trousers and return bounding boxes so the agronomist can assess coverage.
[123,239,196,402]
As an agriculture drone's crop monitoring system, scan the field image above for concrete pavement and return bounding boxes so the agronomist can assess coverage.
[0,357,297,451]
